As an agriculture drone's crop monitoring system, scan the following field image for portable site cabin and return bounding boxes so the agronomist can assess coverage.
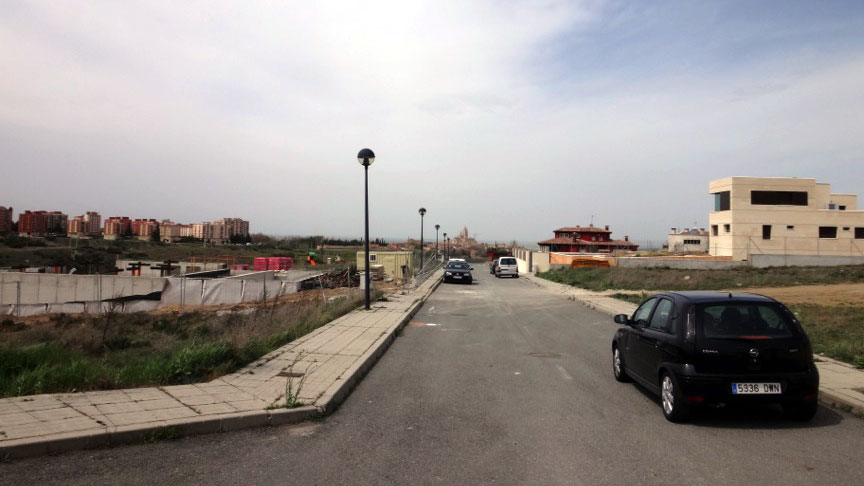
[355,251,414,281]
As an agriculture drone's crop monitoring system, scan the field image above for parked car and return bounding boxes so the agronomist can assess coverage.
[443,261,473,284]
[494,257,518,278]
[611,291,819,422]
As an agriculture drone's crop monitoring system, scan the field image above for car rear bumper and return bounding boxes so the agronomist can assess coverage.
[672,364,820,404]
[496,268,518,276]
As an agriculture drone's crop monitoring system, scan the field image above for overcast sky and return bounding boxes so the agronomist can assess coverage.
[2,1,864,245]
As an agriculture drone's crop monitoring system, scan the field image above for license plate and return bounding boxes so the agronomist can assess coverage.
[731,383,782,395]
[453,275,462,279]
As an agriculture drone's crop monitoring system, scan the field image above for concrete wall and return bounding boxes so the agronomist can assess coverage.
[512,248,550,273]
[750,254,864,268]
[0,273,166,305]
[615,257,749,270]
[116,259,227,277]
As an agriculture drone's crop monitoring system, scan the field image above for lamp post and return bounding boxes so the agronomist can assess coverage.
[418,207,426,274]
[443,232,447,260]
[434,224,440,259]
[358,148,375,310]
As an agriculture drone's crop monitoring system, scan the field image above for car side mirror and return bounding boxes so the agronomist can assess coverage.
[613,314,630,325]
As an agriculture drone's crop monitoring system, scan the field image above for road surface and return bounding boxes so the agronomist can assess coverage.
[4,268,864,485]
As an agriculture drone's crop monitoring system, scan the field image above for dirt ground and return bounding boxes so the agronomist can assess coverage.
[606,283,864,307]
[738,283,864,307]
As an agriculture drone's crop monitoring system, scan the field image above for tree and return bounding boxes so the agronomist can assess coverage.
[150,226,160,242]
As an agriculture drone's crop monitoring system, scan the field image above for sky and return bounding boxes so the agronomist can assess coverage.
[2,0,864,246]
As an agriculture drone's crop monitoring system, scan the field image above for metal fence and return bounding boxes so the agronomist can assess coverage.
[413,253,441,286]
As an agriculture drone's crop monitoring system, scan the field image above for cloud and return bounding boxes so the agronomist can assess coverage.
[1,1,863,244]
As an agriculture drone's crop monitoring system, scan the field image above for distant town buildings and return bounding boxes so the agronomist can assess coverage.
[18,210,68,237]
[0,206,12,234]
[131,219,160,241]
[103,216,132,240]
[666,227,709,252]
[67,212,102,237]
[3,205,249,245]
[538,225,639,253]
[709,176,864,260]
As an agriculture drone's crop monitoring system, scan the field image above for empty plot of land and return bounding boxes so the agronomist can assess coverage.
[738,283,864,306]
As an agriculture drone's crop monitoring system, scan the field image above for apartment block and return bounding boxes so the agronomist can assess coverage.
[103,216,131,240]
[18,210,68,236]
[131,218,159,241]
[0,206,12,234]
[709,177,864,260]
[68,211,102,237]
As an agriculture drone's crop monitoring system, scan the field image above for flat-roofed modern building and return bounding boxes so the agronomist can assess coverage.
[709,177,864,261]
[667,227,709,252]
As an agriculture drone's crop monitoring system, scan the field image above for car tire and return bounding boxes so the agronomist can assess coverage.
[612,345,630,383]
[783,401,818,421]
[660,372,690,423]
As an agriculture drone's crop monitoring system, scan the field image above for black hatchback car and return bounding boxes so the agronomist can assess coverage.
[612,291,819,422]
[443,261,473,284]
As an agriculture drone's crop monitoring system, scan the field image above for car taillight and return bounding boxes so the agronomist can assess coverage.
[685,308,696,344]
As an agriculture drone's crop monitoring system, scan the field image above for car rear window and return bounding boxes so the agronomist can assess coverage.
[699,303,796,339]
[500,258,516,265]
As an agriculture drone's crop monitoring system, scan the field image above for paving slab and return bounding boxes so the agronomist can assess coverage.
[0,270,442,459]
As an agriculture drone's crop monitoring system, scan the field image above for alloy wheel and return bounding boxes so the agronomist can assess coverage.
[662,375,675,415]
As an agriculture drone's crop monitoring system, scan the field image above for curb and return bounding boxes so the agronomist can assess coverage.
[316,274,443,415]
[525,273,864,420]
[0,275,442,461]
[0,406,320,460]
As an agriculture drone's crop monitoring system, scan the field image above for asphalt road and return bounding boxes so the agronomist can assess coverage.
[4,268,864,485]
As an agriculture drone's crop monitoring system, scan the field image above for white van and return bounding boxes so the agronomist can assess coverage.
[495,257,518,278]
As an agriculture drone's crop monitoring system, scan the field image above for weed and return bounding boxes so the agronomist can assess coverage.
[144,426,182,443]
[608,292,650,305]
[281,353,311,409]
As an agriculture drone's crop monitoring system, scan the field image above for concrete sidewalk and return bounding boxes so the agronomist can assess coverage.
[0,271,443,459]
[522,273,864,418]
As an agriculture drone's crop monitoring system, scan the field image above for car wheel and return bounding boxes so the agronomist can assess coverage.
[660,372,689,423]
[612,345,630,383]
[783,401,818,421]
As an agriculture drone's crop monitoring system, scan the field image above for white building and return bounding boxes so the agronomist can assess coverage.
[709,177,864,261]
[667,227,709,252]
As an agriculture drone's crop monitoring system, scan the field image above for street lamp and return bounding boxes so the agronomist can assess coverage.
[443,232,447,261]
[434,224,440,258]
[358,148,375,310]
[418,207,426,273]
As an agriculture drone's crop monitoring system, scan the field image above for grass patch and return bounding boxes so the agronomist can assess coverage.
[608,292,649,305]
[791,304,864,369]
[0,290,372,398]
[537,265,864,292]
[144,426,182,443]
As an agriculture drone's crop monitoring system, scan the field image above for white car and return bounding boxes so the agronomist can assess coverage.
[495,257,518,278]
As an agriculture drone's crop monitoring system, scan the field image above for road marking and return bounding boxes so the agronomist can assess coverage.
[514,371,521,375]
[425,323,439,326]
[555,364,573,381]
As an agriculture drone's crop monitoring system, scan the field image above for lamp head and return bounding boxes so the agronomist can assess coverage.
[419,207,426,216]
[357,148,375,166]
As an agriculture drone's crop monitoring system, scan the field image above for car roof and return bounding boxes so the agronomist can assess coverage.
[655,291,778,304]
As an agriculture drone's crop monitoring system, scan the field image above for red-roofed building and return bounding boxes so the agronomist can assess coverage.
[538,225,638,253]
